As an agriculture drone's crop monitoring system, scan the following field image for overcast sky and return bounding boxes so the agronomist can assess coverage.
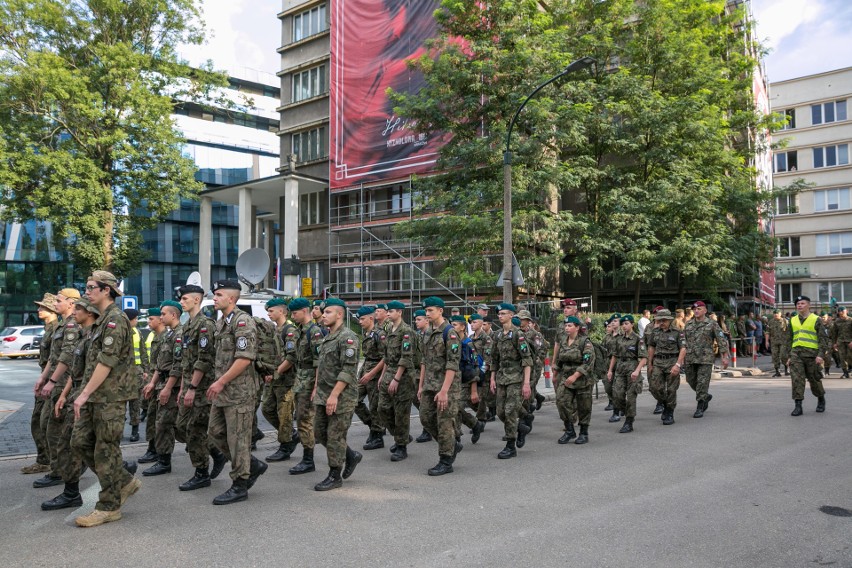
[182,0,852,84]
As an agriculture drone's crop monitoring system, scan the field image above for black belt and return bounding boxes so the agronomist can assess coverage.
[365,359,381,363]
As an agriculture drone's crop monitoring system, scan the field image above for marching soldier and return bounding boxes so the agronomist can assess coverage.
[607,315,647,433]
[553,316,595,444]
[412,308,432,443]
[469,314,494,430]
[450,315,485,447]
[23,293,58,475]
[262,298,299,462]
[355,305,386,450]
[288,298,323,475]
[645,309,686,425]
[787,295,831,416]
[123,308,148,442]
[831,306,852,378]
[377,300,417,461]
[603,314,622,421]
[138,308,165,464]
[683,301,729,418]
[766,309,791,377]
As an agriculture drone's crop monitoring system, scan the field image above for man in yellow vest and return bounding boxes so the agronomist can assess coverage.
[124,309,149,441]
[787,295,831,416]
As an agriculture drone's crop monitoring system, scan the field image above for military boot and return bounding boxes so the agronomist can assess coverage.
[535,392,545,410]
[314,467,343,491]
[558,422,576,445]
[251,427,265,450]
[783,365,789,376]
[427,455,454,476]
[138,441,158,463]
[363,431,385,450]
[416,429,432,443]
[390,435,413,453]
[470,420,485,444]
[265,443,292,462]
[608,408,622,422]
[653,402,664,415]
[139,409,147,422]
[129,425,140,442]
[213,478,248,505]
[32,473,63,489]
[246,455,268,489]
[142,454,171,476]
[704,394,713,411]
[179,467,211,491]
[772,368,782,377]
[791,399,803,416]
[454,437,463,456]
[390,445,408,462]
[342,447,362,479]
[619,417,634,433]
[41,482,83,511]
[210,447,228,480]
[123,460,138,475]
[816,396,826,413]
[289,448,316,475]
[574,424,589,445]
[662,408,675,426]
[693,401,705,419]
[497,439,517,459]
[516,421,531,448]
[843,370,850,379]
[604,399,613,411]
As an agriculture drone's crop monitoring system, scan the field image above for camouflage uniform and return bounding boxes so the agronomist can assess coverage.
[491,325,533,440]
[153,324,183,456]
[175,312,216,469]
[766,316,791,373]
[355,327,385,436]
[53,322,90,483]
[611,331,646,418]
[313,325,360,468]
[789,314,830,401]
[601,330,619,401]
[646,326,686,411]
[70,303,137,512]
[472,330,494,421]
[522,325,546,408]
[455,335,480,436]
[293,321,323,451]
[420,320,462,457]
[32,320,57,467]
[821,318,834,374]
[144,330,165,444]
[683,318,728,404]
[208,310,258,481]
[127,327,149,427]
[554,334,595,427]
[253,316,280,440]
[831,315,852,375]
[377,321,417,447]
[260,320,297,445]
[43,314,81,476]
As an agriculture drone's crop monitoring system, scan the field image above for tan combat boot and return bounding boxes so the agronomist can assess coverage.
[75,509,121,527]
[120,477,142,505]
[20,462,51,474]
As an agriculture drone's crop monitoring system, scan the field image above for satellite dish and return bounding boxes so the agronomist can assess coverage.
[186,271,202,287]
[235,248,270,292]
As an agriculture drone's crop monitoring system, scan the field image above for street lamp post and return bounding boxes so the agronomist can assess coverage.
[502,56,596,303]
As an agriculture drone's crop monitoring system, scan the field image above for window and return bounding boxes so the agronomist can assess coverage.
[299,191,328,226]
[333,267,362,294]
[293,4,327,42]
[388,262,427,291]
[389,185,412,214]
[814,187,851,212]
[811,99,847,125]
[813,144,849,168]
[818,281,852,303]
[815,232,852,256]
[780,108,796,130]
[774,193,797,215]
[777,236,800,258]
[292,126,327,162]
[773,150,797,173]
[777,283,802,304]
[292,65,327,103]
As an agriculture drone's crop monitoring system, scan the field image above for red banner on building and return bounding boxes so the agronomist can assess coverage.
[330,0,445,189]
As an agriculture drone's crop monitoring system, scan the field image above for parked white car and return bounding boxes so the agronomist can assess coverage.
[0,325,46,359]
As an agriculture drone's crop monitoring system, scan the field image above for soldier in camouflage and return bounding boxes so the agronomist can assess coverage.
[470,314,494,428]
[355,305,387,450]
[607,315,647,433]
[288,298,323,474]
[683,301,729,418]
[261,297,299,462]
[518,311,546,415]
[377,301,417,461]
[602,314,622,421]
[71,271,142,527]
[206,280,267,505]
[251,308,279,449]
[646,309,686,425]
[831,306,852,378]
[312,298,362,490]
[450,315,485,447]
[123,308,148,442]
[787,296,831,416]
[174,284,225,491]
[490,303,534,459]
[412,308,432,443]
[554,316,595,444]
[766,309,791,377]
[138,308,165,464]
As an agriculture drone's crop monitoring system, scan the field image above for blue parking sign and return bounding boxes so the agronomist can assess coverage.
[121,296,138,311]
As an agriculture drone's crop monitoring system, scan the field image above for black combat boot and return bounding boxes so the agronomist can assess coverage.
[41,482,83,510]
[390,445,408,462]
[289,448,315,474]
[314,467,343,491]
[843,370,850,379]
[129,424,140,442]
[390,435,413,453]
[575,424,589,445]
[488,406,497,422]
[143,454,172,476]
[416,429,432,443]
[212,477,248,505]
[516,421,531,448]
[427,455,455,475]
[558,422,576,445]
[497,439,517,459]
[693,401,705,419]
[139,408,147,423]
[470,420,485,444]
[524,413,535,430]
[704,394,713,411]
[604,399,613,411]
[608,408,622,422]
[454,437,463,456]
[619,417,634,433]
[342,447,362,479]
[251,427,265,450]
[33,473,63,489]
[179,467,212,491]
[653,402,664,415]
[772,368,782,377]
[662,407,675,426]
[265,443,292,462]
[783,365,789,376]
[535,392,545,410]
[816,396,826,413]
[363,431,385,450]
[210,447,228,480]
[138,440,158,463]
[791,399,803,416]
[123,460,138,475]
[246,455,268,489]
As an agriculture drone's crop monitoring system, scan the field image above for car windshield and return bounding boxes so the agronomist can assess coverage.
[0,327,16,337]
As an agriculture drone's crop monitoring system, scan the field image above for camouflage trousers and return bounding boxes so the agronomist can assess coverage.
[144,396,159,443]
[314,405,355,469]
[30,396,49,466]
[839,343,852,372]
[154,388,179,455]
[790,351,825,400]
[208,398,254,481]
[531,364,542,402]
[71,401,133,512]
[456,383,480,437]
[41,388,63,474]
[554,376,576,425]
[252,383,264,436]
[176,400,212,469]
[420,386,459,457]
[126,369,144,426]
[294,381,316,450]
[261,383,295,444]
[648,361,681,410]
[496,383,528,440]
[377,377,413,447]
[771,343,790,372]
[355,379,383,434]
[684,363,713,403]
[602,373,614,399]
[556,381,591,426]
[612,373,642,418]
[476,379,495,421]
[46,387,84,482]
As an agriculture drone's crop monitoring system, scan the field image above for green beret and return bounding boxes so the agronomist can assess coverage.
[611,313,621,320]
[356,306,376,317]
[450,315,466,323]
[620,314,634,323]
[312,299,325,307]
[387,300,405,310]
[469,314,483,321]
[773,309,781,314]
[265,297,288,309]
[511,316,521,327]
[147,307,162,317]
[564,316,582,326]
[414,309,426,318]
[375,303,388,310]
[837,306,847,312]
[160,300,183,314]
[819,311,828,316]
[497,303,516,313]
[423,296,444,308]
[288,298,311,311]
[324,298,347,310]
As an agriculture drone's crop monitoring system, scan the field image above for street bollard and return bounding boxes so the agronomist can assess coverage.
[543,357,552,389]
[731,343,737,368]
[751,336,757,368]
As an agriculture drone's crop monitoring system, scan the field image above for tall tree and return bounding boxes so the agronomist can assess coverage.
[0,0,228,277]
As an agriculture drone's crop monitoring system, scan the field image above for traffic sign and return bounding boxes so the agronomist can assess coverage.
[121,295,138,311]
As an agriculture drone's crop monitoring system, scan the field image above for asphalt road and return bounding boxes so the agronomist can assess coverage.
[1,375,850,568]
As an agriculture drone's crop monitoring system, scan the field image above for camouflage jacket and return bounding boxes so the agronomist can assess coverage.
[180,311,216,406]
[646,326,686,362]
[70,326,93,386]
[293,321,323,393]
[81,303,136,403]
[554,334,595,388]
[523,326,547,367]
[253,316,280,382]
[491,325,533,386]
[359,327,385,379]
[766,317,791,345]
[147,330,166,376]
[274,321,299,390]
[379,321,416,397]
[831,316,852,344]
[471,331,494,383]
[213,309,258,407]
[49,313,81,387]
[314,325,359,411]
[684,317,728,365]
[421,320,461,392]
[39,320,58,370]
[155,324,184,386]
[612,331,647,375]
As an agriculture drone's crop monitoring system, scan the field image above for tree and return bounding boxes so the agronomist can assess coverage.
[0,0,229,277]
[391,0,775,304]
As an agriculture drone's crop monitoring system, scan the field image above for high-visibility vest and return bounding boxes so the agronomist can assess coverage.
[145,330,155,350]
[790,313,819,350]
[131,328,143,365]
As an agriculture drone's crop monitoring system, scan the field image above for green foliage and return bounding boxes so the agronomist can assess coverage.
[0,0,229,277]
[391,0,774,301]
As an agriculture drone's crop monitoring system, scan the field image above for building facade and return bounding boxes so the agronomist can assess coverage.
[770,67,852,312]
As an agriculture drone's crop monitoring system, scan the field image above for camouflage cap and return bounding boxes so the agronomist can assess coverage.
[34,292,58,312]
[477,303,489,311]
[58,287,81,300]
[654,309,674,320]
[517,309,533,320]
[74,297,100,316]
[89,270,123,296]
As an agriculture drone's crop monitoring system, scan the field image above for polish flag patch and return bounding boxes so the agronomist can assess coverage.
[346,339,354,344]
[107,322,116,329]
[237,321,246,327]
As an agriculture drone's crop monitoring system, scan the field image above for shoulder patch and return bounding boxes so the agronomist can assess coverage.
[200,327,208,333]
[175,337,182,343]
[107,322,117,329]
[346,338,354,345]
[66,323,75,328]
[237,321,246,327]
